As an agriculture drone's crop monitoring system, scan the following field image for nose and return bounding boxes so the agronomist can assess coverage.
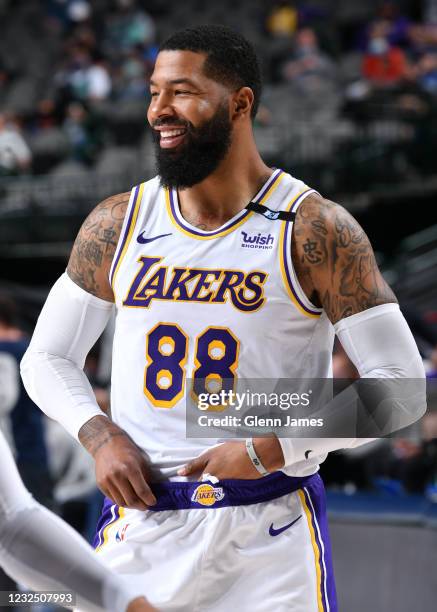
[148,91,176,123]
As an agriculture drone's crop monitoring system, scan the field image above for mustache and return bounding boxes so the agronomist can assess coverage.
[151,118,191,129]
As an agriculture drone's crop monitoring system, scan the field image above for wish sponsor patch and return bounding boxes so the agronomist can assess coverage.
[241,231,275,249]
[191,484,225,506]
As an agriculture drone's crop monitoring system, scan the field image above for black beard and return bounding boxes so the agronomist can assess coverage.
[152,103,232,189]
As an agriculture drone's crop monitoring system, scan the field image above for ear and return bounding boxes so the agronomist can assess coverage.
[232,87,254,119]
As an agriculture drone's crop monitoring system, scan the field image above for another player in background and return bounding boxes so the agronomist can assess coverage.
[0,427,156,612]
[21,26,425,611]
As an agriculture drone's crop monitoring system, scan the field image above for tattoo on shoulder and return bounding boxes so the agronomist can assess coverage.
[67,192,130,301]
[292,194,397,323]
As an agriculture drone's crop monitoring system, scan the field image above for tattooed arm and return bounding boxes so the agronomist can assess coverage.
[67,192,156,507]
[292,194,397,324]
[272,195,425,471]
[21,192,156,509]
[66,192,130,301]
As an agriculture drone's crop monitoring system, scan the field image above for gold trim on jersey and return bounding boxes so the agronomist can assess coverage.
[111,182,144,295]
[165,170,285,240]
[279,189,322,319]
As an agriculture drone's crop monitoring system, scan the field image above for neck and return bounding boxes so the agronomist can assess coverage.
[176,137,272,231]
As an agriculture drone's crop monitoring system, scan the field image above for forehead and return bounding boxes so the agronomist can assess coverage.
[151,50,211,85]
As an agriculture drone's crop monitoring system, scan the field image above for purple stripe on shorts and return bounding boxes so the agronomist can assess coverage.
[93,497,119,549]
[303,476,338,612]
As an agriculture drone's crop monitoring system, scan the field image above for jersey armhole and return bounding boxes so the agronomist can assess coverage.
[279,188,323,318]
[108,183,144,290]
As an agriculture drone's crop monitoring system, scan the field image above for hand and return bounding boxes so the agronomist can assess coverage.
[127,596,158,612]
[178,438,285,480]
[79,416,156,510]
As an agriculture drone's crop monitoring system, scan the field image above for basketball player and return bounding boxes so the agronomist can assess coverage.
[21,26,425,611]
[0,427,155,611]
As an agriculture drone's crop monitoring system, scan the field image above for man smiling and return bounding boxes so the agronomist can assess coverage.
[22,25,424,611]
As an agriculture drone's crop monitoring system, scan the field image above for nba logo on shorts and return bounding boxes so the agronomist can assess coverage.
[191,484,225,506]
[115,523,130,542]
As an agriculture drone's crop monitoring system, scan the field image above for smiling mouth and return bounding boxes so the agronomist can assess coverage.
[158,128,187,149]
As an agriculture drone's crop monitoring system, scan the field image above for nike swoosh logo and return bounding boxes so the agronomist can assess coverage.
[269,514,302,537]
[137,232,172,244]
[305,449,312,459]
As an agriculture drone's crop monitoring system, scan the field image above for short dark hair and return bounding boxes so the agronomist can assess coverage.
[159,25,262,119]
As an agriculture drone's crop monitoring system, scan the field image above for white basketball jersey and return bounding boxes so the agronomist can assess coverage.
[109,169,334,478]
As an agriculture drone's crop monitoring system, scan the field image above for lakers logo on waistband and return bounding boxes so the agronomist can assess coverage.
[191,484,225,506]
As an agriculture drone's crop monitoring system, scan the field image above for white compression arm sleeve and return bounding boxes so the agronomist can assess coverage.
[279,303,426,467]
[0,431,142,612]
[20,273,114,439]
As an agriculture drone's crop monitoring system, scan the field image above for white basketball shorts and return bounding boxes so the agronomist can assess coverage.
[92,472,337,611]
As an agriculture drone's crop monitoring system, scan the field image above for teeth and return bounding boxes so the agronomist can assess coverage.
[161,129,185,138]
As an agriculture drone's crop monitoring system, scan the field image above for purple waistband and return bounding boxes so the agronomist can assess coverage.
[146,472,319,511]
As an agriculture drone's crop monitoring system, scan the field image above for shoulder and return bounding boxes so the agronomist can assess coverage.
[293,192,366,264]
[66,191,131,302]
[291,192,397,323]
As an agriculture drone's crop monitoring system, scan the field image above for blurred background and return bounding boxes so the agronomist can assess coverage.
[0,0,436,610]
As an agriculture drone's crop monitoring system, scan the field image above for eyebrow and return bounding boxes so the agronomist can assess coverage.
[150,78,198,88]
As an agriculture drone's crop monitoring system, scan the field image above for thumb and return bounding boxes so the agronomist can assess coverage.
[177,454,209,476]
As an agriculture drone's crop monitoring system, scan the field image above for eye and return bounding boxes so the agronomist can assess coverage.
[175,90,192,95]
[150,92,159,97]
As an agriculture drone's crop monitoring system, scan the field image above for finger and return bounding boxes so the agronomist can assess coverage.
[130,469,157,506]
[106,484,125,508]
[117,479,148,510]
[177,455,208,476]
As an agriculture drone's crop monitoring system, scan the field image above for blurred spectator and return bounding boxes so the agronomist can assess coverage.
[415,52,437,93]
[62,101,102,164]
[266,1,298,39]
[86,55,112,101]
[0,296,53,508]
[281,27,337,89]
[0,113,32,175]
[407,23,437,57]
[362,20,410,87]
[46,0,92,31]
[32,99,59,132]
[55,46,111,103]
[378,1,412,47]
[113,45,148,100]
[104,0,156,55]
